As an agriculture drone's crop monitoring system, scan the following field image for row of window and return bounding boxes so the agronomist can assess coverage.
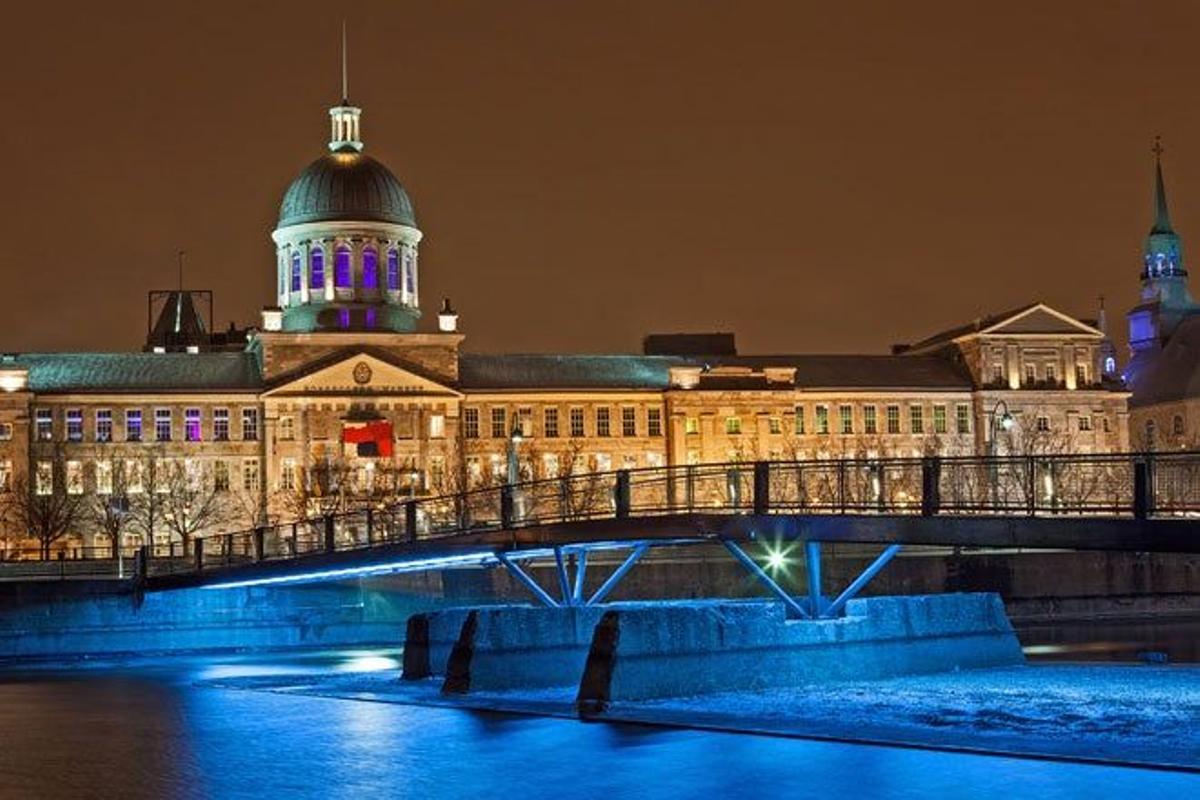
[26,458,261,496]
[990,362,1092,386]
[463,407,664,440]
[688,404,974,437]
[464,451,665,484]
[284,243,416,297]
[33,408,259,444]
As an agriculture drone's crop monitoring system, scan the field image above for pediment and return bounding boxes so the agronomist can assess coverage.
[264,351,461,398]
[980,304,1101,337]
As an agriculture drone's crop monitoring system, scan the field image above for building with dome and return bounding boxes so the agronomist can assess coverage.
[0,92,1130,557]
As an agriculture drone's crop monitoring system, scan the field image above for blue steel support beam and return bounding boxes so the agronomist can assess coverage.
[805,540,824,616]
[572,549,588,605]
[587,544,648,606]
[822,544,902,618]
[722,540,809,620]
[553,547,573,605]
[496,552,560,608]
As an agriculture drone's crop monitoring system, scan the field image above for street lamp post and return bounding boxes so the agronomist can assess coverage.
[987,399,1014,506]
[506,417,524,520]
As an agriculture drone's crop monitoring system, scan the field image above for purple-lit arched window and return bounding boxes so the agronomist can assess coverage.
[404,250,416,295]
[290,252,302,293]
[335,245,353,288]
[338,309,350,329]
[362,246,378,289]
[309,248,324,290]
[386,248,400,291]
[365,307,377,328]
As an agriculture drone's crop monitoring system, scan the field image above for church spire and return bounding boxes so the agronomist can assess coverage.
[1151,137,1174,235]
[1143,137,1185,280]
[328,23,363,152]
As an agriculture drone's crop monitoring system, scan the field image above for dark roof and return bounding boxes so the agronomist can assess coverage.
[1128,315,1200,407]
[459,355,681,390]
[279,151,415,228]
[905,302,1041,353]
[7,353,262,394]
[457,353,971,391]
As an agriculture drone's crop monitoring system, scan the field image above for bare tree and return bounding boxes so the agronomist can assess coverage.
[3,448,87,559]
[160,460,229,555]
[84,460,133,558]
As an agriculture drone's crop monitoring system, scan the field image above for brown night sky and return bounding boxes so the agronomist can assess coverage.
[1,1,1198,358]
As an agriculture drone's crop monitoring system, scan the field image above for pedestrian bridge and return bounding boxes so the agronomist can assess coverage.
[138,452,1200,615]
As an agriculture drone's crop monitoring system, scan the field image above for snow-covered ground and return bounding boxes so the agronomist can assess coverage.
[202,664,1200,769]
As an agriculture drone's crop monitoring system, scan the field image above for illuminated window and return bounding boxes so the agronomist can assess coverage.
[35,460,52,495]
[886,405,900,434]
[387,248,400,291]
[544,408,559,438]
[66,461,83,495]
[242,408,259,441]
[622,407,637,437]
[768,417,782,435]
[278,416,295,441]
[1078,415,1092,432]
[242,458,260,492]
[991,364,1004,384]
[956,404,971,434]
[646,452,664,468]
[280,458,296,491]
[154,408,172,442]
[1075,364,1088,387]
[570,408,585,438]
[1104,356,1116,374]
[909,406,924,434]
[839,405,853,435]
[1046,364,1057,383]
[184,408,202,442]
[863,405,877,435]
[95,410,112,443]
[362,246,378,289]
[213,460,230,492]
[310,247,325,290]
[594,453,612,472]
[0,423,10,441]
[1025,364,1036,385]
[815,406,829,435]
[542,453,559,478]
[403,249,416,296]
[1036,415,1050,433]
[1174,415,1185,436]
[0,459,11,491]
[647,408,662,437]
[517,408,533,437]
[95,460,113,495]
[725,416,742,435]
[794,406,806,434]
[126,460,143,494]
[213,408,229,441]
[490,407,507,438]
[596,408,612,437]
[125,410,142,442]
[66,409,83,442]
[429,414,446,438]
[933,405,947,434]
[335,244,352,288]
[35,408,52,441]
[463,408,479,438]
[290,251,302,293]
[684,417,699,435]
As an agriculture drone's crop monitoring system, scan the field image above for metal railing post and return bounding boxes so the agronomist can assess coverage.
[323,515,336,553]
[1027,455,1036,516]
[753,461,770,515]
[253,527,265,563]
[193,537,203,573]
[614,470,631,518]
[921,457,941,517]
[685,465,696,511]
[366,508,374,544]
[837,460,847,512]
[1134,458,1151,520]
[405,500,418,543]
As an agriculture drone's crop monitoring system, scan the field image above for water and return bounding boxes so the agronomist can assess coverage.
[1,643,1198,799]
[1017,617,1200,663]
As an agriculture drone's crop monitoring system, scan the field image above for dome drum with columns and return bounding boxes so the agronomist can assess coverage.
[269,96,423,333]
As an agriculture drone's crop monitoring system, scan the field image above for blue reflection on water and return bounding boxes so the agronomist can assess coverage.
[0,651,1196,799]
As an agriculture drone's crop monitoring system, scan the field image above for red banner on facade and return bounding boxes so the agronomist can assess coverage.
[341,420,394,458]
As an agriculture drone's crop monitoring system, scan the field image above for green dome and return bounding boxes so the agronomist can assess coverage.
[278,150,416,229]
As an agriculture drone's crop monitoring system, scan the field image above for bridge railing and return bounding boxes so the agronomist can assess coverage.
[164,451,1200,576]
